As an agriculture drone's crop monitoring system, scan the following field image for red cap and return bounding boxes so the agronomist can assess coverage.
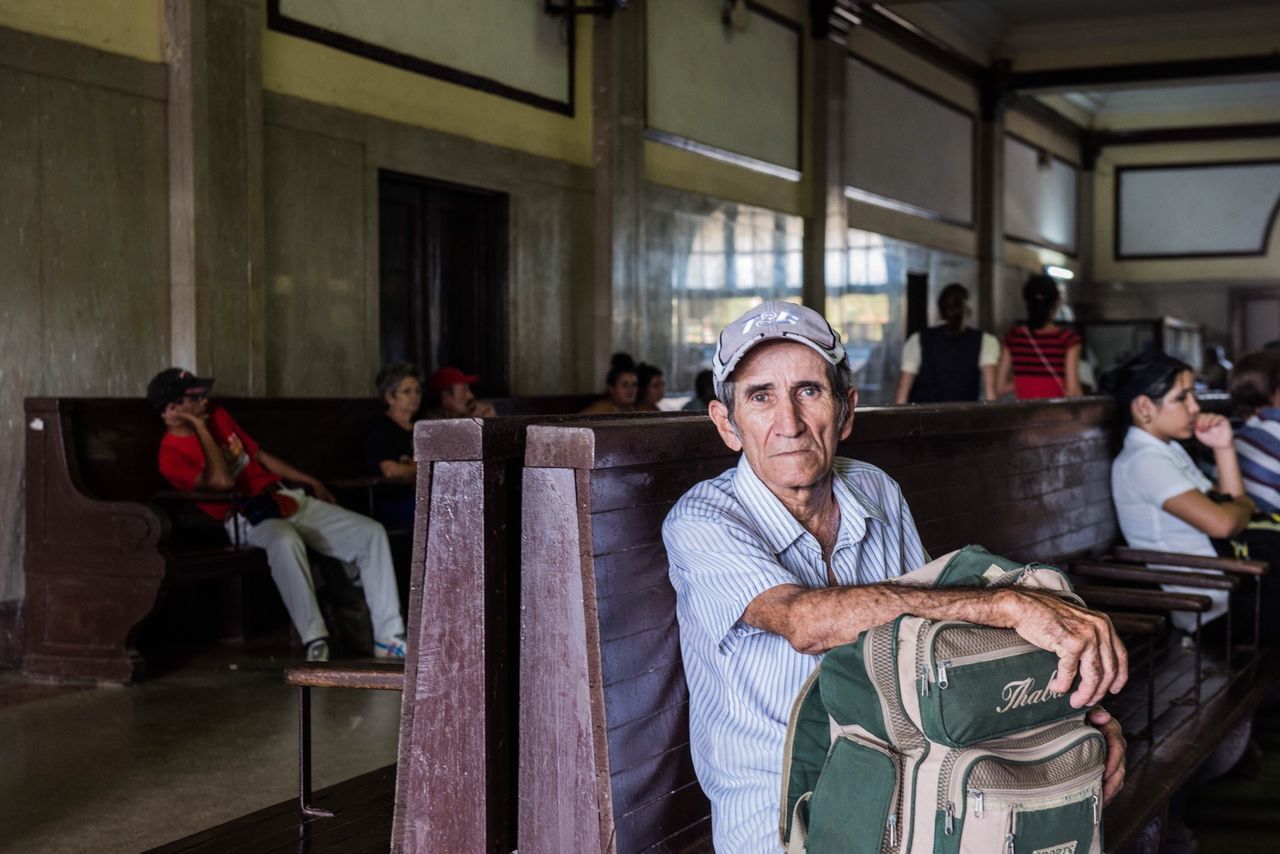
[428,366,480,395]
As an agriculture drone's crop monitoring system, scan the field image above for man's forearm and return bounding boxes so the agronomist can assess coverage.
[258,449,315,485]
[746,583,1012,654]
[193,424,234,489]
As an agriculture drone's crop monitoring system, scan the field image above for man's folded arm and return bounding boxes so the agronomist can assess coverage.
[743,581,1128,709]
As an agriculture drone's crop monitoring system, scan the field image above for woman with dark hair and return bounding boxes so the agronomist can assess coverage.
[1229,349,1280,514]
[635,362,666,412]
[895,283,1000,403]
[363,362,423,529]
[1105,351,1255,631]
[581,353,639,414]
[996,275,1082,399]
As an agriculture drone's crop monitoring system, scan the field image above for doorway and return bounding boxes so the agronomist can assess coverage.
[378,171,510,395]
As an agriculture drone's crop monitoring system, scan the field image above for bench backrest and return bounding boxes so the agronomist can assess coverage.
[392,411,690,854]
[517,398,1116,853]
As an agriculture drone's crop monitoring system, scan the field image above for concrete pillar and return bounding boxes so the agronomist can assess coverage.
[592,2,647,375]
[166,0,266,393]
[974,73,1009,332]
[803,3,857,318]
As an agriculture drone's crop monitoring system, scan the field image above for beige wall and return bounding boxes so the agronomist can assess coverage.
[262,4,593,167]
[0,29,170,603]
[0,0,163,62]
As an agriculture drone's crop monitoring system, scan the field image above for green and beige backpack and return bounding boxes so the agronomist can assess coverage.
[781,545,1106,854]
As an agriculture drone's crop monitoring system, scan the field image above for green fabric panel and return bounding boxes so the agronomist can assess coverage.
[935,544,1023,586]
[818,640,890,742]
[783,678,832,841]
[1014,799,1096,854]
[935,808,962,854]
[922,650,1079,747]
[806,737,897,854]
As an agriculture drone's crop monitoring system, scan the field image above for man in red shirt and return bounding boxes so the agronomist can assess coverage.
[148,368,406,662]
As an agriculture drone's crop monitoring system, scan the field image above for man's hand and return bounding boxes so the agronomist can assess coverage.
[308,479,336,504]
[1087,707,1126,804]
[163,405,204,432]
[1194,413,1234,450]
[1004,589,1128,708]
[473,400,497,418]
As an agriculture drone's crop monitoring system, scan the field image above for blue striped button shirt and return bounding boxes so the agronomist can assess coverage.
[1236,408,1280,514]
[663,454,928,853]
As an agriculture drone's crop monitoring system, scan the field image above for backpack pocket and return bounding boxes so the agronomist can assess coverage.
[806,735,901,854]
[919,623,1080,747]
[937,727,1104,854]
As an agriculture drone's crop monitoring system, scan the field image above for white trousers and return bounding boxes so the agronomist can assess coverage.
[225,488,404,645]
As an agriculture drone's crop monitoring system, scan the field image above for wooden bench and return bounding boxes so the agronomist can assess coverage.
[22,396,412,683]
[514,400,1279,853]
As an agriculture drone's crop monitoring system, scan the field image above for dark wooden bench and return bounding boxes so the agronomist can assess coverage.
[22,396,414,683]
[515,400,1279,853]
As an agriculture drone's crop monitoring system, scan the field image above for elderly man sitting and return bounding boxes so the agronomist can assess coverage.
[662,302,1127,852]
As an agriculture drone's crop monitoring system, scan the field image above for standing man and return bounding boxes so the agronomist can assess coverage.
[663,302,1126,852]
[148,368,407,662]
[425,366,497,419]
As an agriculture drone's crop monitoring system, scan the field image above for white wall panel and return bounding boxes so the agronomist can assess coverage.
[646,0,800,171]
[1004,135,1077,252]
[846,58,973,225]
[1118,162,1280,257]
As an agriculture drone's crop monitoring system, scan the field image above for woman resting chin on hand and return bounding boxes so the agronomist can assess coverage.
[1105,352,1256,634]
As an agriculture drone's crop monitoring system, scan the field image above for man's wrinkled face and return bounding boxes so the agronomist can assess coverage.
[441,383,477,417]
[709,341,855,494]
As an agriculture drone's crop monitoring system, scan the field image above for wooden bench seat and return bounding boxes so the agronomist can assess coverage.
[514,401,1279,854]
[22,396,407,683]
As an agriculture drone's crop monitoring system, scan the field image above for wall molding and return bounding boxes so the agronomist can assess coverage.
[266,0,575,115]
[0,24,166,100]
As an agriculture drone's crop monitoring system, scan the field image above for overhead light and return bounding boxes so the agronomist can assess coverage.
[1045,265,1074,281]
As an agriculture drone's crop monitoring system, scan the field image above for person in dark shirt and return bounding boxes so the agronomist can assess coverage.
[895,283,1000,404]
[364,362,422,530]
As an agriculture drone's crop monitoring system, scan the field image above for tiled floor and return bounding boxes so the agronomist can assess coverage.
[0,643,400,854]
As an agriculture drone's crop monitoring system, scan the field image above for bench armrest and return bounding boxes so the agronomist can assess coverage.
[1106,612,1165,635]
[284,661,405,691]
[1110,547,1267,576]
[1072,584,1214,613]
[328,476,411,489]
[1069,560,1239,591]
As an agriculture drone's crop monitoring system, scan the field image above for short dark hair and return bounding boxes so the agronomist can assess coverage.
[1229,350,1280,413]
[937,283,969,334]
[606,353,637,386]
[375,362,422,400]
[719,358,856,433]
[1101,350,1192,445]
[1023,275,1060,331]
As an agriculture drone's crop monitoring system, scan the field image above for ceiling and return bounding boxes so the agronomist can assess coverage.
[872,1,1280,129]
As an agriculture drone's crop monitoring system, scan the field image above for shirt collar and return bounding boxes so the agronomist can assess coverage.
[1258,407,1280,423]
[732,454,883,555]
[1123,424,1171,451]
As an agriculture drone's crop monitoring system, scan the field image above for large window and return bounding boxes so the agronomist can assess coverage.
[831,230,978,403]
[664,204,804,390]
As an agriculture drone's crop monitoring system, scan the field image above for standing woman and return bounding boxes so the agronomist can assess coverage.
[635,362,666,412]
[581,353,639,414]
[895,283,1000,403]
[1106,352,1255,631]
[996,274,1082,398]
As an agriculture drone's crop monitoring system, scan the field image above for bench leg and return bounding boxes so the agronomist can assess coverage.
[298,685,335,818]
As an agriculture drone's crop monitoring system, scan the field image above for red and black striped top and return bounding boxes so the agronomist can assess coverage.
[1003,325,1081,398]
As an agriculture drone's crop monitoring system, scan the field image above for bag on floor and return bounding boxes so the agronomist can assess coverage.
[780,545,1106,854]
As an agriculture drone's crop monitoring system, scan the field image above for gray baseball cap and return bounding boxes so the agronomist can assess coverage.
[712,300,846,396]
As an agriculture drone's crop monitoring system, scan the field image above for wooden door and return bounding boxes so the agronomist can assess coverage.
[378,172,510,395]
